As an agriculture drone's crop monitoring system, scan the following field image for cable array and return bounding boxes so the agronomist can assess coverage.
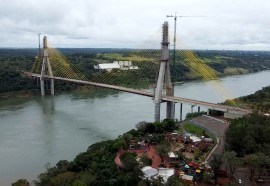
[31,56,42,74]
[49,48,87,81]
[176,50,245,107]
[92,49,160,88]
[91,29,163,88]
[29,24,245,108]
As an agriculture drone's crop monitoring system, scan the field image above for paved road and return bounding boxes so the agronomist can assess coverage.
[234,167,252,185]
[190,115,229,162]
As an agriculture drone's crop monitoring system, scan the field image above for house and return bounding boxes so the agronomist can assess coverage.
[181,174,194,183]
[141,166,158,180]
[154,168,175,183]
[168,151,179,162]
[129,140,148,150]
[194,139,213,152]
[165,132,181,143]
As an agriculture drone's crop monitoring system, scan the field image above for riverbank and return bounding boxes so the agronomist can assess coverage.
[1,70,270,185]
[0,90,33,100]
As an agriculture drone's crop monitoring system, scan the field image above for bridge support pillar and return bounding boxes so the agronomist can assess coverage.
[155,103,161,122]
[180,103,183,121]
[154,22,175,121]
[40,78,45,96]
[166,101,175,119]
[40,36,54,96]
[191,105,194,113]
[50,79,54,95]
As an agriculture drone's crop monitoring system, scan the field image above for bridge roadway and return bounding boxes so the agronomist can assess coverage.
[27,73,251,115]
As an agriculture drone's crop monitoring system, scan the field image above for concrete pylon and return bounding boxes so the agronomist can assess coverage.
[40,36,54,96]
[154,22,175,121]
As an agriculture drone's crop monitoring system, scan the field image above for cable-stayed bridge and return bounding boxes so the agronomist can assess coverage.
[25,22,251,121]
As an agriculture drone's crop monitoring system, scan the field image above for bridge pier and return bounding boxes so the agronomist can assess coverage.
[180,103,183,121]
[154,21,174,121]
[40,78,45,96]
[191,105,195,113]
[155,103,161,122]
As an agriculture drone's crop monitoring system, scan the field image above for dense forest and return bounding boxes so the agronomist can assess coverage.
[226,113,270,157]
[225,87,270,150]
[224,85,270,112]
[1,48,270,94]
[222,86,270,181]
[225,113,270,181]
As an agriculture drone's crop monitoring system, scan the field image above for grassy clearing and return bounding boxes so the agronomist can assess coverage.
[183,122,216,143]
[184,122,205,136]
[100,53,156,62]
[223,67,249,75]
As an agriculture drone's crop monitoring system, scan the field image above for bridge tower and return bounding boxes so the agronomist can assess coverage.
[154,22,175,121]
[40,36,54,96]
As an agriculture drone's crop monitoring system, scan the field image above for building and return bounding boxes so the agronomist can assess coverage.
[94,62,120,72]
[141,166,158,180]
[94,61,138,72]
[155,168,175,183]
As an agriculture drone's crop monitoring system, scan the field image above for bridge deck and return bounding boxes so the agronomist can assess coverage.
[27,72,251,114]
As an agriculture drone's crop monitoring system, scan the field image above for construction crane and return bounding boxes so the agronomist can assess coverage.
[166,12,205,76]
[37,32,41,58]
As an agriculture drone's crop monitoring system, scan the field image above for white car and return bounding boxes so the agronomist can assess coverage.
[238,179,242,184]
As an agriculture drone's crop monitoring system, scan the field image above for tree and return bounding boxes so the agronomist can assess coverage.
[244,153,260,181]
[156,141,171,161]
[256,152,270,178]
[194,149,201,161]
[209,154,223,183]
[12,179,30,186]
[112,137,127,150]
[71,180,87,186]
[120,152,138,172]
[136,121,148,133]
[49,172,77,186]
[222,151,239,178]
[140,153,152,166]
[202,172,213,184]
[167,175,188,186]
[226,113,270,157]
[56,160,69,172]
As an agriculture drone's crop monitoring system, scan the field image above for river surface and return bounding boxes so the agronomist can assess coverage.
[0,70,270,185]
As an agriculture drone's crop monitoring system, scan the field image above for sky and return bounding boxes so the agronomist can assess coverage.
[0,0,269,50]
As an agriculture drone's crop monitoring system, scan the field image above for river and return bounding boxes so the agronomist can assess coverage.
[0,70,270,185]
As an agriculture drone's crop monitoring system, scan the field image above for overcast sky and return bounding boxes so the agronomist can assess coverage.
[0,0,269,50]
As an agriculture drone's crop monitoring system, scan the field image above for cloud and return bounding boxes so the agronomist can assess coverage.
[0,0,269,50]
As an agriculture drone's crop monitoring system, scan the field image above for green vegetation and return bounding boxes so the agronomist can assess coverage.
[27,119,178,186]
[185,111,207,120]
[34,139,141,186]
[223,67,249,75]
[224,85,270,111]
[1,49,270,95]
[226,113,270,157]
[183,122,214,140]
[12,179,30,186]
[225,113,270,181]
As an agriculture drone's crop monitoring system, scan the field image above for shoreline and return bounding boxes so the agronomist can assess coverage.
[1,69,269,100]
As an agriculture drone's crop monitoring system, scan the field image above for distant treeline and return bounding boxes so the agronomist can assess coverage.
[1,49,270,94]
